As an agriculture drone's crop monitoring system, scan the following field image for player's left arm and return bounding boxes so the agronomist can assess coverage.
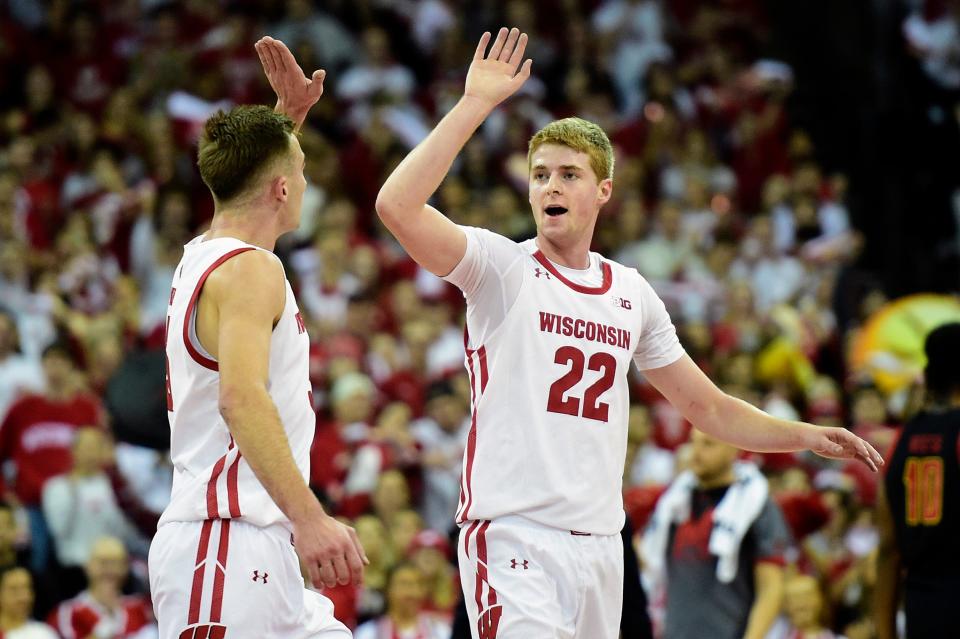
[743,562,784,639]
[643,355,884,471]
[255,36,325,132]
[874,479,901,639]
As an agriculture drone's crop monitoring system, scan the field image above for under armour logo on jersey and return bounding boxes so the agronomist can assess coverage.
[294,312,307,334]
[252,570,268,584]
[534,268,551,279]
[510,558,529,570]
[612,296,632,309]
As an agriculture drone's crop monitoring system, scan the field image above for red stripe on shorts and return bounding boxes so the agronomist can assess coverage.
[209,520,231,623]
[188,520,214,625]
[463,519,481,560]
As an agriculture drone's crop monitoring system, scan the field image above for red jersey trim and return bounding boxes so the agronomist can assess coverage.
[182,247,256,371]
[532,250,613,295]
[457,342,488,524]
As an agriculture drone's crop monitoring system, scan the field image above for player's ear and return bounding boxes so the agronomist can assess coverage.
[597,178,613,206]
[272,176,289,203]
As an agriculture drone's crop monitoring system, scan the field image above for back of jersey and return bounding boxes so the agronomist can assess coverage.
[884,408,960,585]
[160,236,314,531]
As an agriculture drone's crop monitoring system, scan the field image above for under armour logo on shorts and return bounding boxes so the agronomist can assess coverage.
[510,558,529,570]
[252,570,268,584]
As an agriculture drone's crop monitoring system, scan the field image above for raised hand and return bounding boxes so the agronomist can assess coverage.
[806,425,884,472]
[464,27,533,111]
[255,36,325,130]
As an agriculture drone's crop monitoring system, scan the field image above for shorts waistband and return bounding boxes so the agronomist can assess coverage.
[467,515,600,537]
[158,518,294,545]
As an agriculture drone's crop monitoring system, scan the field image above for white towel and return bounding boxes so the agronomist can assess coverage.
[641,462,770,591]
[710,462,769,582]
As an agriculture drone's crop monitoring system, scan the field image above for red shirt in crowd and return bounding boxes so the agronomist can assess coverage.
[0,392,103,506]
[48,591,152,638]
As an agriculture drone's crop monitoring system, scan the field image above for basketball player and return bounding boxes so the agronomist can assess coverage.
[371,28,885,639]
[149,38,365,639]
[876,323,960,639]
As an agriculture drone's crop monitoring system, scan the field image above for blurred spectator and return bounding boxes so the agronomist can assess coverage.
[777,574,846,639]
[41,428,139,598]
[353,563,450,639]
[0,343,104,573]
[625,403,675,487]
[405,530,457,615]
[0,566,57,638]
[0,310,44,421]
[411,380,469,532]
[47,537,155,639]
[642,431,791,639]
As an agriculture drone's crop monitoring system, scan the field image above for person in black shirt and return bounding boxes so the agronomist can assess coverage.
[876,322,960,639]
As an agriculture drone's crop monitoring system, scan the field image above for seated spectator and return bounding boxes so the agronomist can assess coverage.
[0,310,44,422]
[48,537,155,639]
[353,563,450,639]
[0,342,104,573]
[0,566,57,638]
[405,530,457,615]
[780,574,846,639]
[41,428,138,598]
[625,403,675,487]
[411,381,469,532]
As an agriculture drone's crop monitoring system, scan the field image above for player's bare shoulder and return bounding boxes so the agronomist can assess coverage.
[204,248,286,316]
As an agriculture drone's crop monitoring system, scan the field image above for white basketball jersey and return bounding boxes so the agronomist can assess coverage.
[159,236,313,531]
[451,233,683,536]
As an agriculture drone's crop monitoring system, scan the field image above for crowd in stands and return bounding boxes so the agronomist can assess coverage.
[0,1,951,638]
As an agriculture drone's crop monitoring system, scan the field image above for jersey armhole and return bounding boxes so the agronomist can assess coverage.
[183,247,256,371]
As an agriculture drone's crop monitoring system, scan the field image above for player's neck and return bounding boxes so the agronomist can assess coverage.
[535,233,592,270]
[206,209,279,251]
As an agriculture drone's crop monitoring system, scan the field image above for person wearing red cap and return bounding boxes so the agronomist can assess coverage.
[406,530,457,615]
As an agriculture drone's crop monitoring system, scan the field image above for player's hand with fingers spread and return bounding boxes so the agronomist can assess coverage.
[255,35,325,129]
[803,424,885,472]
[464,27,533,111]
[292,505,368,590]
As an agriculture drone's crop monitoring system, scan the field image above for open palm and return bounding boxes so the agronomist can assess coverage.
[465,27,533,109]
[255,36,325,127]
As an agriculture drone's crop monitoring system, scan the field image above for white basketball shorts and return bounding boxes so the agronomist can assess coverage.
[149,519,351,639]
[458,516,623,639]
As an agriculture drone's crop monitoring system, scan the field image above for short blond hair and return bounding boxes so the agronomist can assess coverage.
[528,117,614,181]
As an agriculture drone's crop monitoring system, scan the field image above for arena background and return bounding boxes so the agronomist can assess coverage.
[0,1,958,638]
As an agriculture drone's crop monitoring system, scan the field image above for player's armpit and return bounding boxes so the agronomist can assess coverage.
[375,202,467,277]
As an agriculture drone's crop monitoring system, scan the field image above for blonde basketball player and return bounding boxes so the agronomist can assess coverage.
[149,37,365,639]
[370,27,884,639]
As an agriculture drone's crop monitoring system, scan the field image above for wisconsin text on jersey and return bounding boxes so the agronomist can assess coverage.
[538,311,632,350]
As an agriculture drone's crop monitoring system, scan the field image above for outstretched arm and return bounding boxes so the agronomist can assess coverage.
[256,36,326,132]
[643,354,884,471]
[375,27,532,276]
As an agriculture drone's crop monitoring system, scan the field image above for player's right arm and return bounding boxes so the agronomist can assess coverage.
[874,478,901,639]
[375,27,532,277]
[204,250,365,589]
